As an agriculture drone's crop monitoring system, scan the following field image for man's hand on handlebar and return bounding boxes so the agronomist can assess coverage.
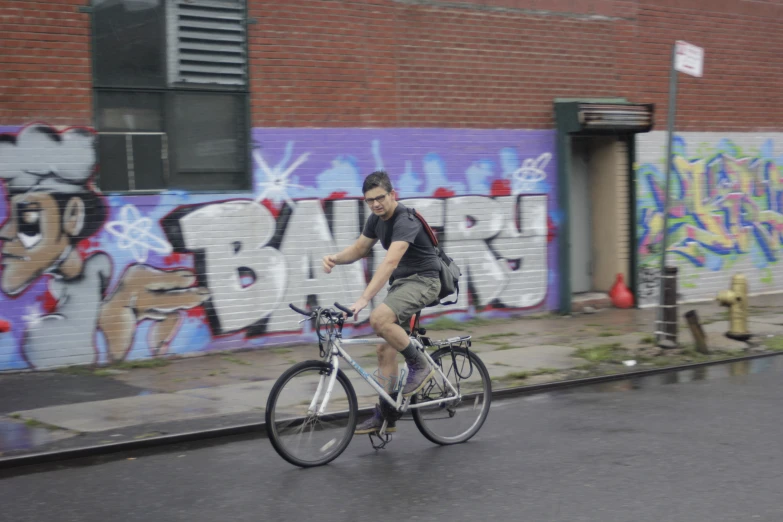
[333,302,354,318]
[348,297,369,322]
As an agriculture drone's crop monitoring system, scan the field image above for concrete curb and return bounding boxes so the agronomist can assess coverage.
[1,350,780,471]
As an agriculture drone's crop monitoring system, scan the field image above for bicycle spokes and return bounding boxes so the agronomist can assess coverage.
[412,347,491,444]
[267,363,355,466]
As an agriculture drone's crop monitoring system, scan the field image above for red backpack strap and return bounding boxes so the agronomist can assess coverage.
[410,208,439,247]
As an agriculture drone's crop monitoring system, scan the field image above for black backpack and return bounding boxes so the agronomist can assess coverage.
[407,208,462,307]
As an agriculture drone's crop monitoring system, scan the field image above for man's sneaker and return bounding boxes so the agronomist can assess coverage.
[402,357,435,397]
[354,404,396,435]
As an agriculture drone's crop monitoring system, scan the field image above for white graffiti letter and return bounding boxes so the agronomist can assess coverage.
[444,196,507,307]
[270,200,361,331]
[491,195,548,308]
[179,201,287,333]
[330,199,368,307]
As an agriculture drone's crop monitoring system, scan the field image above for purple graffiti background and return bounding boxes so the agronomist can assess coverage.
[0,125,559,370]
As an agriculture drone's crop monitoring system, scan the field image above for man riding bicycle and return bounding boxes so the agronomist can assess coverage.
[322,171,441,435]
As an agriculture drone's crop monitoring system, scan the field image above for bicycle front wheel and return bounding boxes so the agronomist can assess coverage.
[412,346,491,445]
[265,360,358,468]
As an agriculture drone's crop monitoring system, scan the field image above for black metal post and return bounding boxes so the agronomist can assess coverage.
[657,43,679,343]
[657,266,678,348]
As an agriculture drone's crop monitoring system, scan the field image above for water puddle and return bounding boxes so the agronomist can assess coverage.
[0,419,75,453]
[568,356,781,395]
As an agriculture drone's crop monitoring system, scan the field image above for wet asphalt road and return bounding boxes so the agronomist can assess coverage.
[2,358,783,522]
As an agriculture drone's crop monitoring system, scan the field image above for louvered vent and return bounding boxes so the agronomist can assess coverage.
[167,0,247,87]
[577,103,654,132]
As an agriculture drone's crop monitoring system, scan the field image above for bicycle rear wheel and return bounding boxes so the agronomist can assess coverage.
[265,360,358,467]
[411,346,491,445]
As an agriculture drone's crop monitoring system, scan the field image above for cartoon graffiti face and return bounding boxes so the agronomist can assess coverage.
[0,191,84,295]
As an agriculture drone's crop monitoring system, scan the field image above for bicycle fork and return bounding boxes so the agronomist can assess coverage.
[308,357,341,417]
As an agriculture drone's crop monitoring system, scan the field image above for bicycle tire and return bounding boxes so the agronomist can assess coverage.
[265,360,358,468]
[411,346,492,445]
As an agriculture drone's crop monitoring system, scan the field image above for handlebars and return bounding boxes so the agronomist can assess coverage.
[289,303,309,316]
[289,302,354,318]
[333,302,354,317]
[289,302,354,356]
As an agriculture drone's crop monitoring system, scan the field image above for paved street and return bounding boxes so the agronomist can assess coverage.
[2,357,783,522]
[3,295,782,459]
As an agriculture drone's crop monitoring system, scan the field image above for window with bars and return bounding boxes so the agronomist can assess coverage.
[91,0,250,192]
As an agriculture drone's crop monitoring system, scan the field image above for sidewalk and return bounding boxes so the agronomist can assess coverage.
[2,295,783,459]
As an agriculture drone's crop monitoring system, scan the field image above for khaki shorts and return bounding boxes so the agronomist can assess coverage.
[383,274,441,330]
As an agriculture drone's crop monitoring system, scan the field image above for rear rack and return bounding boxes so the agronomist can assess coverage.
[421,335,472,348]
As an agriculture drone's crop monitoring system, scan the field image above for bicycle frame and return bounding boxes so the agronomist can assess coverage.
[310,333,461,417]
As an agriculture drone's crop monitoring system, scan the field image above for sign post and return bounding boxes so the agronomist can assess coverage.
[656,40,704,346]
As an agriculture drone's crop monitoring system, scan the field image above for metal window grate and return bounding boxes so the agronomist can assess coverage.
[167,0,247,87]
[98,132,169,191]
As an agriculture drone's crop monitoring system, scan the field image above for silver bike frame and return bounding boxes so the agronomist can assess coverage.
[314,335,461,415]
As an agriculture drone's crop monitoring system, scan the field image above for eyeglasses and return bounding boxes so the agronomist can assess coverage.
[364,193,390,205]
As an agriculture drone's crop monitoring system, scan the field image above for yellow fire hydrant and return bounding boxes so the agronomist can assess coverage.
[716,274,751,341]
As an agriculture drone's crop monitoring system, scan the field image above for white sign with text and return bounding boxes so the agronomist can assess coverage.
[675,41,704,77]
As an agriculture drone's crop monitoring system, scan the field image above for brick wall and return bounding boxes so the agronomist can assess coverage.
[0,0,92,126]
[2,0,781,131]
[248,0,783,130]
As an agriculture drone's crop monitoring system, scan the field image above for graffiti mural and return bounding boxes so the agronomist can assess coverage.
[0,124,211,370]
[0,124,559,371]
[636,133,783,305]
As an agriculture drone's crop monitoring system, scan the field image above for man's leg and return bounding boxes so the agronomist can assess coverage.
[370,304,434,397]
[369,304,411,351]
[355,276,440,433]
[376,342,399,394]
[355,342,399,435]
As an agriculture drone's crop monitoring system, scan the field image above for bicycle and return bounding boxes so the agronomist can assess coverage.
[265,302,492,468]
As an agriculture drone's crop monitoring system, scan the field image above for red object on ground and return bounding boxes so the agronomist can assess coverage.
[610,273,634,309]
[608,273,623,300]
[0,320,11,333]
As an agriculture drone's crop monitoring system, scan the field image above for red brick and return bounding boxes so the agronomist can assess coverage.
[1,0,780,131]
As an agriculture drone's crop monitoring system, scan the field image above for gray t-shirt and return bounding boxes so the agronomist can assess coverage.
[362,202,440,281]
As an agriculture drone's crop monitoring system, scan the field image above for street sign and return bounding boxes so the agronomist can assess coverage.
[674,41,704,77]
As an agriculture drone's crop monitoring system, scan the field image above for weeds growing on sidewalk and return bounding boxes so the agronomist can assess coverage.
[476,332,519,342]
[8,414,67,432]
[221,356,251,366]
[54,365,96,376]
[766,337,783,351]
[423,313,550,332]
[114,359,170,370]
[425,316,498,331]
[501,371,531,380]
[55,358,169,376]
[495,366,566,384]
[574,343,625,363]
